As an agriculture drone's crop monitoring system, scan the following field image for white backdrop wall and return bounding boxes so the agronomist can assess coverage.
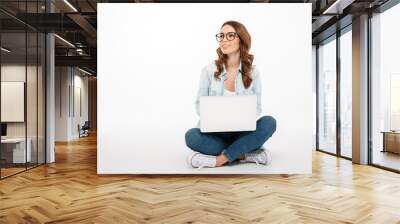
[98,3,313,174]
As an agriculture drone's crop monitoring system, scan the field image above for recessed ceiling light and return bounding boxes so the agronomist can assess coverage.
[54,34,75,48]
[322,0,355,15]
[63,0,78,12]
[1,47,11,53]
[77,67,93,76]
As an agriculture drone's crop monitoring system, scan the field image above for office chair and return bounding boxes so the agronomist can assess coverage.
[79,121,90,138]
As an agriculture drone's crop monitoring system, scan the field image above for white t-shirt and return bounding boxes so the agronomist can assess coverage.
[223,88,236,96]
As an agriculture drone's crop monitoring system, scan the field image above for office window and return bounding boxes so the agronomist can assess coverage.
[371,3,400,171]
[318,36,337,154]
[340,28,352,158]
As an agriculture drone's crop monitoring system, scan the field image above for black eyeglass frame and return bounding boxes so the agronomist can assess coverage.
[215,32,239,42]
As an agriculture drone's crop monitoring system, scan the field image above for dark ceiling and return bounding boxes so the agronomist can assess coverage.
[0,0,393,75]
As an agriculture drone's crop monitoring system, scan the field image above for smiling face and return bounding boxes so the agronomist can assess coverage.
[219,25,240,55]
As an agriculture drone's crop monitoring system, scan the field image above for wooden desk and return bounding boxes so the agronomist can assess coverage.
[381,131,400,154]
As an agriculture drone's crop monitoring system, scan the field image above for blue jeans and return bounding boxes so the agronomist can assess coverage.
[185,116,277,162]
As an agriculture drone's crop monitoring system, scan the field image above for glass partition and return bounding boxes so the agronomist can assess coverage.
[38,32,45,165]
[27,30,38,169]
[0,1,46,179]
[1,31,28,177]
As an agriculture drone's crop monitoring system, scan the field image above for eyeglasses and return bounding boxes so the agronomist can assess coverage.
[215,32,238,42]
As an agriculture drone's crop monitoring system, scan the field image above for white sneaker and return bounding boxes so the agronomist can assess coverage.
[243,148,272,165]
[188,152,217,169]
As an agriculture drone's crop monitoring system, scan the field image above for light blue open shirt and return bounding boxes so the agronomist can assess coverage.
[194,61,262,128]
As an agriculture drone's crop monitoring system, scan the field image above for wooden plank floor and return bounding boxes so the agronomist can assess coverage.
[1,134,400,224]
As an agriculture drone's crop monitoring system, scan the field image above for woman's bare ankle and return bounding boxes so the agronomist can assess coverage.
[216,154,229,166]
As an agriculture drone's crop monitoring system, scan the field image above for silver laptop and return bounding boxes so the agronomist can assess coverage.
[199,95,257,133]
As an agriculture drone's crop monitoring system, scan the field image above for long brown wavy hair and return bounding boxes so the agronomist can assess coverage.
[214,20,254,89]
